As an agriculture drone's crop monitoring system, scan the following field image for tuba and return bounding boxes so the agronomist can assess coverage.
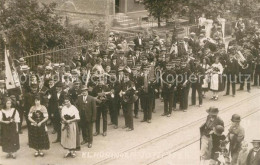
[235,51,246,68]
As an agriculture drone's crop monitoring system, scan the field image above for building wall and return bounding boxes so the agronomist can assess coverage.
[39,0,108,14]
[127,0,145,13]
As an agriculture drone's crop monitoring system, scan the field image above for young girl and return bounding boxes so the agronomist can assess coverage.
[0,97,20,159]
[210,57,224,100]
[28,95,50,157]
[61,96,80,158]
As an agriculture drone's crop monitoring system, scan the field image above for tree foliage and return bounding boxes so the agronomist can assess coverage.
[144,0,259,27]
[0,0,75,56]
[143,0,188,27]
[0,0,108,58]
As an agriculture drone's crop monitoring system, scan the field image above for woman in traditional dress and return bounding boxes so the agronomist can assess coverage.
[201,58,211,98]
[61,96,80,158]
[28,95,50,157]
[0,97,20,159]
[210,57,224,100]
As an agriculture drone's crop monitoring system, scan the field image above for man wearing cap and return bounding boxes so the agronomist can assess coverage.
[80,48,88,67]
[20,65,30,93]
[190,59,204,107]
[48,81,66,143]
[134,32,143,51]
[0,80,8,110]
[224,55,239,97]
[43,66,53,88]
[227,114,245,165]
[200,107,224,160]
[130,66,142,119]
[92,78,111,137]
[102,53,111,69]
[121,72,137,131]
[246,139,260,165]
[161,63,176,117]
[76,85,96,148]
[117,50,127,67]
[68,80,81,106]
[140,65,156,123]
[177,62,191,111]
[16,58,26,74]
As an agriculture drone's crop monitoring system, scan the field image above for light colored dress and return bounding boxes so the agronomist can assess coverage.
[60,105,80,150]
[210,62,223,91]
[201,64,210,90]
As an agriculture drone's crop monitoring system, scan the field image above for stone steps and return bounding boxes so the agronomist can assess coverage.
[113,13,138,28]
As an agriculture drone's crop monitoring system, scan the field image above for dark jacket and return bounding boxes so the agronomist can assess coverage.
[76,95,96,123]
[246,149,260,165]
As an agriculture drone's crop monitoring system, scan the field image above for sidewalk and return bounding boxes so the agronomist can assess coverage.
[2,85,260,165]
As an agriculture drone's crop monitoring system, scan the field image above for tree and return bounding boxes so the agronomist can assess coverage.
[143,0,188,27]
[0,0,77,57]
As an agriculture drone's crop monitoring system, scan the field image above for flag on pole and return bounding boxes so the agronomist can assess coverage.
[5,48,21,90]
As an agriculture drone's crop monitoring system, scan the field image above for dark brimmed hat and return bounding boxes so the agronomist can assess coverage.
[251,140,260,143]
[206,107,219,115]
[231,114,241,122]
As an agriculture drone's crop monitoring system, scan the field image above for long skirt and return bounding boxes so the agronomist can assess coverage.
[29,124,50,150]
[1,123,20,153]
[210,74,225,92]
[61,122,80,150]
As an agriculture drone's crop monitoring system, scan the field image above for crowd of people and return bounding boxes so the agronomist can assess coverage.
[0,15,260,164]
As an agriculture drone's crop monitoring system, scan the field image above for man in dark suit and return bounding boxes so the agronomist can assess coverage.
[190,59,204,107]
[92,79,110,137]
[161,63,175,117]
[133,32,143,50]
[121,72,138,131]
[80,48,88,67]
[200,107,224,160]
[224,56,239,97]
[110,56,119,72]
[68,80,81,105]
[48,81,66,143]
[247,140,260,165]
[76,86,96,148]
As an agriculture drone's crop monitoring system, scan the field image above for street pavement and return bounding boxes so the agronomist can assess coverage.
[1,85,260,165]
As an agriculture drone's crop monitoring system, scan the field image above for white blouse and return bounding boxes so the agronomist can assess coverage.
[212,62,224,74]
[0,108,20,123]
[61,105,80,120]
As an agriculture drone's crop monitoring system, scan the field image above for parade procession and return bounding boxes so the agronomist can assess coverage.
[1,0,260,165]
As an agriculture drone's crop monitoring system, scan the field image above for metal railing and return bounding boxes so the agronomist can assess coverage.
[22,44,89,69]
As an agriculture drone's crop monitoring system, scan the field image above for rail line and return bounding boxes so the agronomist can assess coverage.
[147,107,260,165]
[94,92,260,165]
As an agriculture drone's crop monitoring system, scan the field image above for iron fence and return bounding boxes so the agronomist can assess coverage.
[22,44,89,70]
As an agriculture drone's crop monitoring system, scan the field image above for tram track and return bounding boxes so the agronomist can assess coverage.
[94,92,260,165]
[147,107,260,165]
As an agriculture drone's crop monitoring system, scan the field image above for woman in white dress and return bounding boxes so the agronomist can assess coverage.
[210,57,223,100]
[61,96,80,158]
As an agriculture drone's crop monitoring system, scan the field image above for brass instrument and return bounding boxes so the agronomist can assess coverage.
[119,87,138,103]
[97,90,114,103]
[235,51,247,68]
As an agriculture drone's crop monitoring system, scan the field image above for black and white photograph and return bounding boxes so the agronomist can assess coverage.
[1,0,260,164]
